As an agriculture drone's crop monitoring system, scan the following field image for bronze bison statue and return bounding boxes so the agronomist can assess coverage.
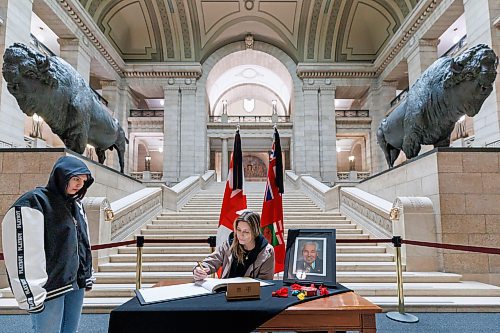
[2,43,128,173]
[377,44,498,168]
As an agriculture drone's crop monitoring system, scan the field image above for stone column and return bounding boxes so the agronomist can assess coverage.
[221,137,228,181]
[302,79,321,178]
[405,38,439,86]
[58,38,92,82]
[368,80,398,173]
[179,81,198,179]
[162,83,181,183]
[318,81,337,183]
[463,0,500,146]
[0,0,33,146]
[100,80,130,172]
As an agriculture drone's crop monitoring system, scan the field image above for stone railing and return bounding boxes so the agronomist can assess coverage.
[130,171,163,181]
[83,197,114,266]
[209,115,290,123]
[110,188,163,241]
[340,187,393,238]
[285,171,339,211]
[130,109,164,117]
[163,171,215,211]
[337,171,370,181]
[339,187,438,271]
[334,110,369,117]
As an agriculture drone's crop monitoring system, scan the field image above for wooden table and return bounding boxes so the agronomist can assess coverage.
[258,291,382,333]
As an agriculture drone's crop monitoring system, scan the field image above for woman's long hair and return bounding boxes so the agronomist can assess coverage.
[230,211,262,264]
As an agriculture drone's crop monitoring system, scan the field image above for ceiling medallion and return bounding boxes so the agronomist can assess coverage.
[244,0,254,10]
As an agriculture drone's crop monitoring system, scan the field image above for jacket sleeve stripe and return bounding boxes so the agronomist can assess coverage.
[2,207,48,311]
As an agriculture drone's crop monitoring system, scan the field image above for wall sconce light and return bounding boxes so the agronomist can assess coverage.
[145,155,151,171]
[348,155,356,171]
[272,100,277,115]
[158,146,163,153]
[30,113,44,139]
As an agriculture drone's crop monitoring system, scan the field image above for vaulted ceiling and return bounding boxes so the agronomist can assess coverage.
[78,0,419,63]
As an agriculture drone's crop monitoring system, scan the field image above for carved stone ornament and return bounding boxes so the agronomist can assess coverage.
[245,33,254,49]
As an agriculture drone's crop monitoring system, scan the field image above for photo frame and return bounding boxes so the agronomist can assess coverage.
[283,229,336,287]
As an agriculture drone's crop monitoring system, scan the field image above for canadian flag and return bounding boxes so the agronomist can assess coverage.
[216,130,247,248]
[261,127,285,273]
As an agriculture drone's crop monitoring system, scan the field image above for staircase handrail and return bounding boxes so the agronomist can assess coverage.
[163,171,215,211]
[340,187,438,271]
[110,188,163,242]
[285,171,339,211]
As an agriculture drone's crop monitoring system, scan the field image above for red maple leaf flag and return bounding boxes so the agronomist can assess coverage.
[261,127,285,273]
[217,129,247,248]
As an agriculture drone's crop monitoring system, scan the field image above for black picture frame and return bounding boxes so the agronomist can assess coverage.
[283,229,336,287]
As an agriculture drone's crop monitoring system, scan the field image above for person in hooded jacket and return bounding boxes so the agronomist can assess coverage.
[2,156,94,333]
[193,211,275,281]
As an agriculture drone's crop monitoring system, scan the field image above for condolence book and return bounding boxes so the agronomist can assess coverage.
[136,278,272,305]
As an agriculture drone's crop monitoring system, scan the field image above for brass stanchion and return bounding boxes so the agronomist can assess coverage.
[386,236,419,323]
[135,236,145,290]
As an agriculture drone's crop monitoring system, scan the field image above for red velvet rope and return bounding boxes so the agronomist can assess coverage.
[403,239,500,255]
[91,240,136,250]
[0,238,498,260]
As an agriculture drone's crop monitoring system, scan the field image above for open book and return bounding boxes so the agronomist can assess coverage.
[136,278,272,305]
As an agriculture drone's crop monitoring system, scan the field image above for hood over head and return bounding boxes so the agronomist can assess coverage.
[46,156,94,199]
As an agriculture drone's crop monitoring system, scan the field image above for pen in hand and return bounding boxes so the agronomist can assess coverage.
[197,261,205,271]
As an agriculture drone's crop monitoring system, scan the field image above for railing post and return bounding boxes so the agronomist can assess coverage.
[135,236,145,290]
[386,236,419,323]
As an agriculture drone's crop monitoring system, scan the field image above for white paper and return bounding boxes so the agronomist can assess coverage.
[137,278,273,304]
[137,283,211,304]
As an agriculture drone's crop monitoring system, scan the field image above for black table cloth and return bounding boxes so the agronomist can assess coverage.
[108,281,351,333]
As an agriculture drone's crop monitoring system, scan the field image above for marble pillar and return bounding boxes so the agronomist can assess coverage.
[318,82,337,183]
[58,38,91,83]
[0,0,33,146]
[221,137,228,181]
[406,38,439,87]
[162,84,180,183]
[463,0,500,146]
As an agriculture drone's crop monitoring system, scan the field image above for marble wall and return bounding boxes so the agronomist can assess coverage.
[358,148,500,285]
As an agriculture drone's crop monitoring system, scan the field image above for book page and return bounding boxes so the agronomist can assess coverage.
[197,277,273,292]
[136,283,212,304]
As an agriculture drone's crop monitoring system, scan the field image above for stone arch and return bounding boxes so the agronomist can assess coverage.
[197,41,302,171]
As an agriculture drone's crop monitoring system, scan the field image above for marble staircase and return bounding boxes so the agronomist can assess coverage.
[1,181,499,313]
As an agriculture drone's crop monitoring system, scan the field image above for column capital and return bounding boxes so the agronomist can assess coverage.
[100,80,117,87]
[419,38,440,47]
[58,37,80,47]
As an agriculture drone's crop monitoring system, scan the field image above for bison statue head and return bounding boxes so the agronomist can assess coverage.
[443,44,498,116]
[2,43,58,117]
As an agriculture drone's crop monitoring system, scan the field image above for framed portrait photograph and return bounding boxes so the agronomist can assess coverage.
[283,229,336,287]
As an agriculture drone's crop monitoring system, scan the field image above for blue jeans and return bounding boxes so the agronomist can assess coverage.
[30,288,84,333]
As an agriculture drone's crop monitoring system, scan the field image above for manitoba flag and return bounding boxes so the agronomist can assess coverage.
[217,129,247,248]
[261,127,285,273]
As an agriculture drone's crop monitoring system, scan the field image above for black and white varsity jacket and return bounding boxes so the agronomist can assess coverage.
[2,156,95,313]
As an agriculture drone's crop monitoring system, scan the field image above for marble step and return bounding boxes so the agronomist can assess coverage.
[117,245,387,255]
[4,280,495,300]
[146,223,355,229]
[89,271,463,284]
[97,261,396,272]
[109,253,394,263]
[2,295,499,314]
[132,233,372,240]
[139,228,364,235]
